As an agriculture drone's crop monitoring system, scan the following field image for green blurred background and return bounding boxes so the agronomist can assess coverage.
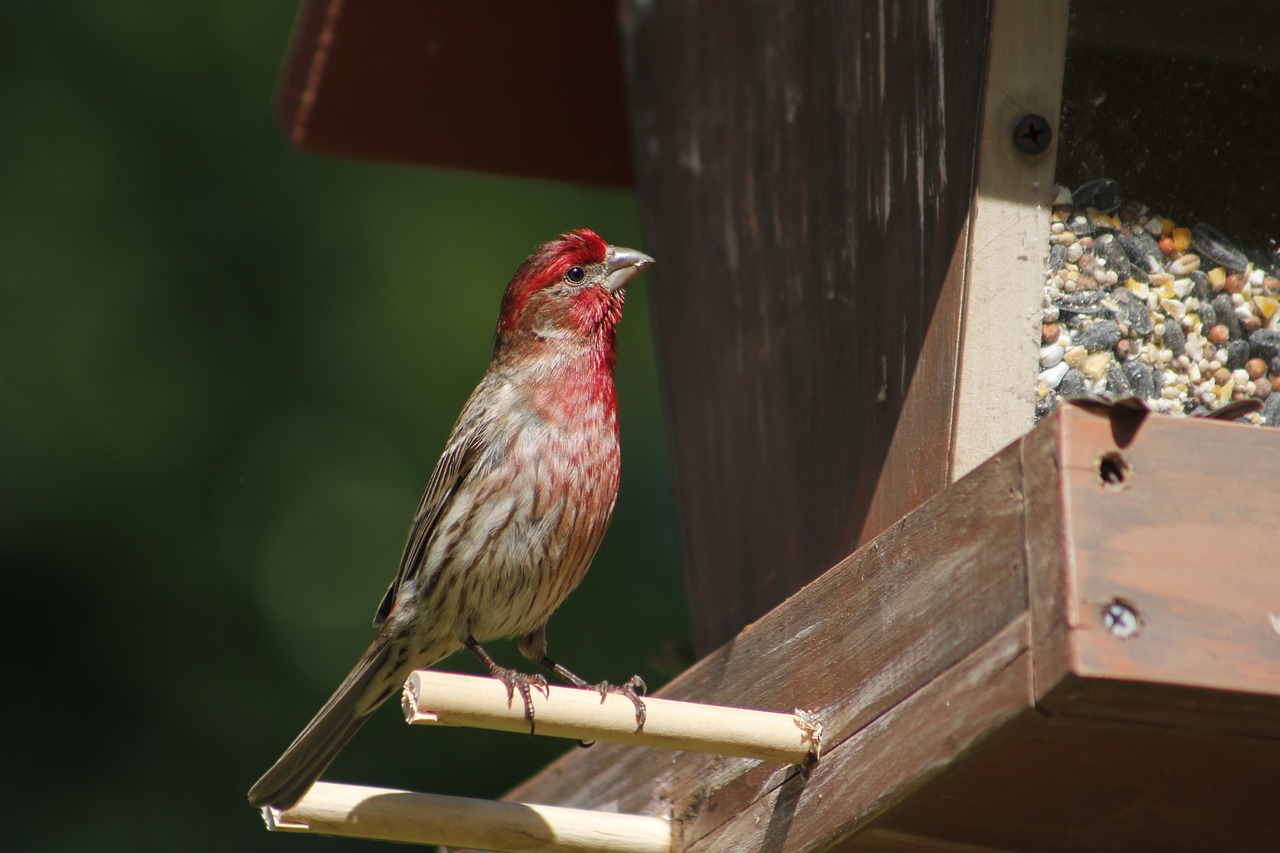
[2,4,687,851]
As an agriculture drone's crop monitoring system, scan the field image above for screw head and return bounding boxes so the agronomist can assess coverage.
[1013,114,1053,154]
[1101,599,1142,639]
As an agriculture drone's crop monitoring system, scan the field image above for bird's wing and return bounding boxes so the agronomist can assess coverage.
[373,410,488,628]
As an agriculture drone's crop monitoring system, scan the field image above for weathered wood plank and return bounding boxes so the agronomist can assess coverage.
[1056,406,1280,698]
[861,711,1280,851]
[621,0,995,652]
[688,618,1033,852]
[1043,676,1280,740]
[1019,408,1071,701]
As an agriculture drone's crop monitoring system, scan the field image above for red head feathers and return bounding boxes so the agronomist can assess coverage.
[495,230,652,348]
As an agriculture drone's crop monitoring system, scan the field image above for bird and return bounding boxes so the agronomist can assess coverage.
[248,229,654,810]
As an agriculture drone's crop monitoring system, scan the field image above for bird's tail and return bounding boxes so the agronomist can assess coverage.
[247,634,406,810]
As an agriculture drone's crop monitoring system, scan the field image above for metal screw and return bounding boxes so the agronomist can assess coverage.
[1013,114,1052,154]
[1101,599,1142,639]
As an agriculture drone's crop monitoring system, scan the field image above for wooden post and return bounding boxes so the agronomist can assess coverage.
[620,0,995,653]
[951,0,1069,477]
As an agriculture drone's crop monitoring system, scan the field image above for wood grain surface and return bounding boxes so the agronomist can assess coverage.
[620,0,994,653]
[1056,406,1280,698]
[857,710,1280,852]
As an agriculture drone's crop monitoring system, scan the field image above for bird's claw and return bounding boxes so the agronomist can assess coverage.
[593,674,647,732]
[493,668,550,733]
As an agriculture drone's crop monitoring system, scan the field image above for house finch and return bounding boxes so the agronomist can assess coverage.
[248,229,654,810]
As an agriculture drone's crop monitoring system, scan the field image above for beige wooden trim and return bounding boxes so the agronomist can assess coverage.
[952,0,1070,479]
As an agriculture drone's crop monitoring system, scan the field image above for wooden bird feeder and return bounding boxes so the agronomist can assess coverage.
[265,1,1280,850]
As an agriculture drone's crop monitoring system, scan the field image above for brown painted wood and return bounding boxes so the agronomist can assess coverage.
[856,711,1280,852]
[1055,407,1280,698]
[619,0,994,653]
[1043,675,1280,741]
[1020,413,1072,699]
[844,405,1280,851]
[492,406,1280,852]
[276,0,634,185]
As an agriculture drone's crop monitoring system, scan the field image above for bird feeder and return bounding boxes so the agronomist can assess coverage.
[263,0,1280,849]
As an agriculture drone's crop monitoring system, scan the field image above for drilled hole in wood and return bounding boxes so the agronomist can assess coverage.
[1097,452,1130,489]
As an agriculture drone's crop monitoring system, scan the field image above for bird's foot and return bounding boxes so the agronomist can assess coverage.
[492,667,550,732]
[466,635,550,732]
[538,654,647,732]
[591,674,647,731]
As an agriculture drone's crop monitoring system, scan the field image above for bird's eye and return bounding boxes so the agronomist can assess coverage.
[565,266,586,284]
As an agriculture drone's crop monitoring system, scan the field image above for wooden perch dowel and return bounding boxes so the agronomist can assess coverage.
[264,781,670,853]
[402,671,822,765]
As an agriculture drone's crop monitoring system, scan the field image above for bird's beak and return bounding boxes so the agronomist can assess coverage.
[602,245,655,294]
